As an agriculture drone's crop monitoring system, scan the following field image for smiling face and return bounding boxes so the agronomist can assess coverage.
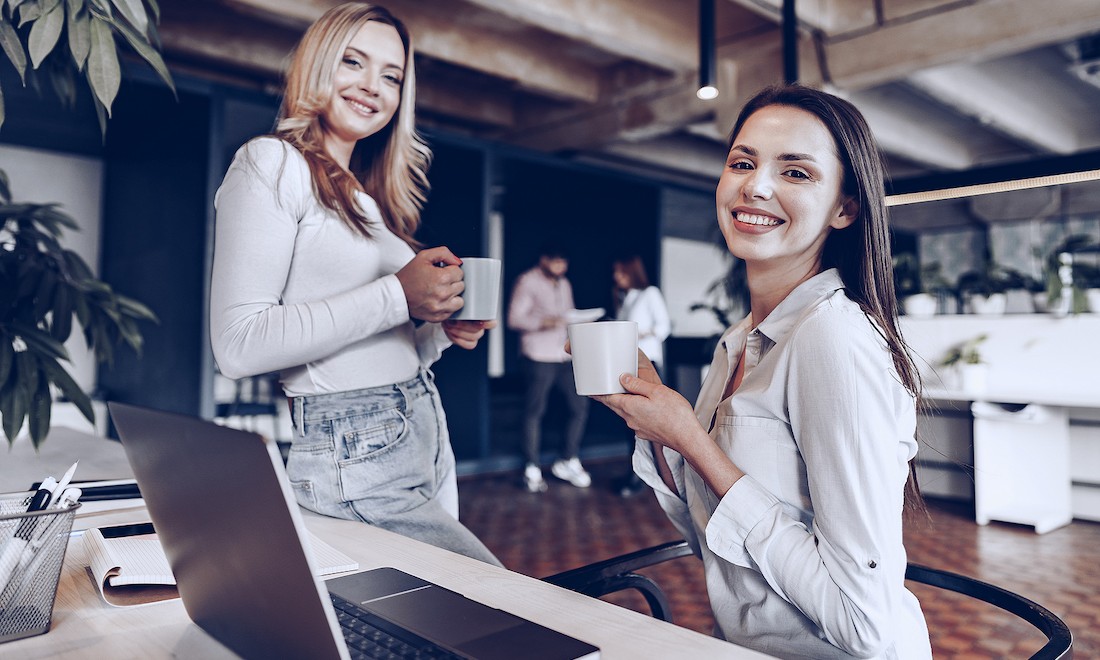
[716,104,855,280]
[320,20,406,166]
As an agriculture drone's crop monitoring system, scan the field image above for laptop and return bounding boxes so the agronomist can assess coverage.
[107,402,600,660]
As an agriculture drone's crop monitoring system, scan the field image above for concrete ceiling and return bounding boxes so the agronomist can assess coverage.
[158,0,1100,209]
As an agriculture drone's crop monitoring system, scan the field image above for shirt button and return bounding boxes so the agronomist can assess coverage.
[868,560,878,569]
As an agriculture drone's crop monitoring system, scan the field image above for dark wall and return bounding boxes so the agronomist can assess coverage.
[418,141,491,461]
[97,85,210,416]
[499,158,662,375]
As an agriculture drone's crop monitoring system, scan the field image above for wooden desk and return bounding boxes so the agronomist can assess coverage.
[6,507,769,659]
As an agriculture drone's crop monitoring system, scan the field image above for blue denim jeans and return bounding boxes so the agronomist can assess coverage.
[287,370,500,566]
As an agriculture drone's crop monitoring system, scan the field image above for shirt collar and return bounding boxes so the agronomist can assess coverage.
[754,268,845,346]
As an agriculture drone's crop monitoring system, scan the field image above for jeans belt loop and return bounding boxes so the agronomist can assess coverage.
[294,395,305,438]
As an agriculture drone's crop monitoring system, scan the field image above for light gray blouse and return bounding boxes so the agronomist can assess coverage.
[634,269,931,659]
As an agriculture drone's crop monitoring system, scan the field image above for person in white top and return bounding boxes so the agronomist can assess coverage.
[610,254,670,497]
[209,3,499,565]
[594,84,932,658]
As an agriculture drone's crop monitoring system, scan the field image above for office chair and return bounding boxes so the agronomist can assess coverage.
[543,541,1073,659]
[213,372,285,445]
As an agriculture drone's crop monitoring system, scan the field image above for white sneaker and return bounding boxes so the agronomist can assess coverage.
[551,457,591,488]
[524,463,547,493]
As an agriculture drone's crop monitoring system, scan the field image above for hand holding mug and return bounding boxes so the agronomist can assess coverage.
[396,246,464,322]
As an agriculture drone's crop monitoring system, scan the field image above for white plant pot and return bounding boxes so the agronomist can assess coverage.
[968,293,1007,315]
[958,363,988,393]
[1087,288,1100,313]
[902,293,937,317]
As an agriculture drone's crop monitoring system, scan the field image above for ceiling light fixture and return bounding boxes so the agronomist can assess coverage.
[697,0,718,100]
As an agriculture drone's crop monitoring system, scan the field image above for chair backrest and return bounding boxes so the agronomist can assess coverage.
[546,544,1075,659]
[905,562,1073,660]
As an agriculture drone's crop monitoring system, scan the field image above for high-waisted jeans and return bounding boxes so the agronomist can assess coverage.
[287,369,500,566]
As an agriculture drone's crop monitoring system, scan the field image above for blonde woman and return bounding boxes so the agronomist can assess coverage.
[210,3,499,565]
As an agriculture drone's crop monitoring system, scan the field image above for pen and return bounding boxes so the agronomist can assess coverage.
[25,477,58,515]
[50,461,79,507]
[0,477,59,591]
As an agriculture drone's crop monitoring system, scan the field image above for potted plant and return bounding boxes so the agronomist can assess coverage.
[1039,235,1099,315]
[940,333,989,392]
[1,0,171,448]
[894,253,951,317]
[956,254,1014,315]
[1,173,158,447]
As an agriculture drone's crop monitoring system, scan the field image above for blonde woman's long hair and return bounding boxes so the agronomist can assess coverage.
[276,2,430,246]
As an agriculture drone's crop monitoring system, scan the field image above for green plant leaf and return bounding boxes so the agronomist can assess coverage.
[66,2,90,70]
[110,0,145,36]
[0,335,13,385]
[9,320,69,360]
[27,0,63,68]
[0,169,9,204]
[116,294,157,321]
[0,357,30,441]
[38,352,92,422]
[0,16,27,84]
[105,10,173,94]
[86,0,110,19]
[85,15,119,115]
[17,0,42,27]
[47,57,78,107]
[50,283,72,342]
[28,375,51,447]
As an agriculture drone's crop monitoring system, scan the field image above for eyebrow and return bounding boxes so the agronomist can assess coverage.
[345,46,404,73]
[729,144,817,162]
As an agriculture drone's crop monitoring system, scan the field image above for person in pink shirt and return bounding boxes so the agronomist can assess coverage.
[507,241,591,492]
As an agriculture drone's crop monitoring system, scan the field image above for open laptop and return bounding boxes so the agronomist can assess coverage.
[108,402,599,660]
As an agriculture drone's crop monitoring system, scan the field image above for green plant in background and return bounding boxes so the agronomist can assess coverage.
[0,0,174,133]
[894,253,951,297]
[941,333,988,367]
[955,251,1016,298]
[0,171,157,446]
[690,255,748,329]
[1041,234,1099,314]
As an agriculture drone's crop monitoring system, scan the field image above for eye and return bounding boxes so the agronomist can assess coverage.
[727,158,753,171]
[383,73,403,86]
[782,166,812,180]
[342,56,362,68]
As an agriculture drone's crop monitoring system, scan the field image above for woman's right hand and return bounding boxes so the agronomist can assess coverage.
[395,246,465,322]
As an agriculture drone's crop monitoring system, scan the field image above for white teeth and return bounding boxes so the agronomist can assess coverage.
[737,212,781,226]
[346,99,375,114]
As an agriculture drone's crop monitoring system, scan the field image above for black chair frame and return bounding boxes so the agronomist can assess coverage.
[544,542,1073,659]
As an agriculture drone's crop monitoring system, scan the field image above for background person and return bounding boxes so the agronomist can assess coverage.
[507,241,591,492]
[609,254,670,497]
[595,84,932,657]
[209,3,499,565]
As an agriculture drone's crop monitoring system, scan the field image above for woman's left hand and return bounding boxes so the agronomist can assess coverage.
[442,319,497,349]
[594,369,701,454]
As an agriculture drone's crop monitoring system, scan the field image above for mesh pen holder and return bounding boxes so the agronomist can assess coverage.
[0,494,80,644]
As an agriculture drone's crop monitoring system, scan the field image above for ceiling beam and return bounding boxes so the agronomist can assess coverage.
[459,0,697,71]
[825,0,1100,90]
[221,0,602,103]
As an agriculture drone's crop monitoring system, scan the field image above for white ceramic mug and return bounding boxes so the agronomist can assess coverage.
[568,321,638,395]
[451,257,502,321]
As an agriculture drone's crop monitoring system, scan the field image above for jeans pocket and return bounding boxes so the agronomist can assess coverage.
[337,407,429,506]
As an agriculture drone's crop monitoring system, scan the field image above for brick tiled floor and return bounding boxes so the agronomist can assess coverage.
[458,457,1098,658]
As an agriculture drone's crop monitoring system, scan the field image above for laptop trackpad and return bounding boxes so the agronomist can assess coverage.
[361,585,523,646]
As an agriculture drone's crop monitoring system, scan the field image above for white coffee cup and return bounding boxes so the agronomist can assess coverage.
[451,257,502,321]
[568,321,638,395]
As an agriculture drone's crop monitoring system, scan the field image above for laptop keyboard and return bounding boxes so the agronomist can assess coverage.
[331,593,466,660]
